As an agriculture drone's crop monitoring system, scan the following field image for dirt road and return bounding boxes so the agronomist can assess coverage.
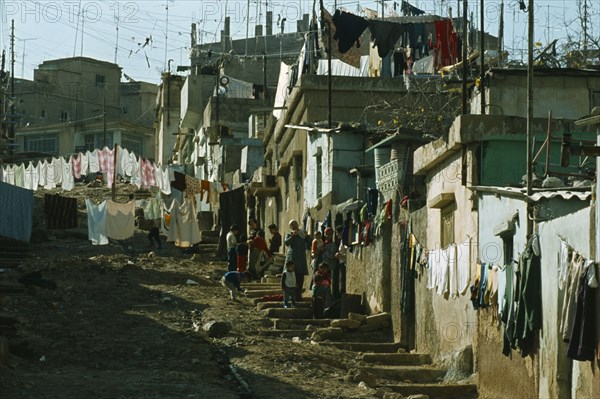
[0,190,376,399]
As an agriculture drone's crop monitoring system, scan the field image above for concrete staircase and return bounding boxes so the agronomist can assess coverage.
[242,278,479,399]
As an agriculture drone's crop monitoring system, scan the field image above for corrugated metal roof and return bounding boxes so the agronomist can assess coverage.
[472,186,592,201]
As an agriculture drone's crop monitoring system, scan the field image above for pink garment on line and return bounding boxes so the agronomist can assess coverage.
[71,153,82,179]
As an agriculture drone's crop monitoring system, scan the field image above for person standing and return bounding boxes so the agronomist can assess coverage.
[281,260,297,308]
[284,219,309,301]
[268,224,282,254]
[334,226,348,301]
[226,224,239,272]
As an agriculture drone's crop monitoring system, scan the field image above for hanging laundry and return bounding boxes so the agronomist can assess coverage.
[0,181,34,242]
[171,171,187,192]
[61,158,75,191]
[85,199,108,245]
[98,147,111,173]
[140,159,156,188]
[504,236,542,357]
[368,20,405,58]
[87,150,100,174]
[184,174,203,203]
[427,248,442,290]
[24,162,39,191]
[13,164,25,188]
[560,255,585,341]
[330,9,368,53]
[51,157,64,185]
[143,194,162,220]
[71,153,82,179]
[159,166,171,195]
[129,153,142,188]
[44,194,78,229]
[567,260,598,362]
[4,165,15,185]
[166,199,202,248]
[434,19,458,67]
[558,240,571,290]
[456,238,471,295]
[38,161,48,188]
[106,200,135,240]
[436,246,450,296]
[400,219,415,312]
[119,148,130,176]
[447,244,459,298]
[42,160,56,190]
[80,151,89,177]
[199,180,210,202]
[401,0,426,16]
[367,188,379,216]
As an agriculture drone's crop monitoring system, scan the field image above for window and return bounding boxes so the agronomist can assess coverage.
[591,90,600,111]
[122,106,129,115]
[60,111,69,122]
[84,134,95,151]
[121,136,143,156]
[40,110,46,118]
[96,74,106,87]
[440,204,456,248]
[24,134,58,154]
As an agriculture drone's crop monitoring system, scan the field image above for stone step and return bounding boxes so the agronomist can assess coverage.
[318,342,406,353]
[359,365,445,384]
[261,275,281,284]
[244,283,281,289]
[358,353,432,366]
[196,244,218,252]
[200,230,220,237]
[382,383,478,399]
[272,318,331,329]
[244,289,283,298]
[256,301,312,310]
[200,236,220,244]
[252,329,313,339]
[261,307,314,319]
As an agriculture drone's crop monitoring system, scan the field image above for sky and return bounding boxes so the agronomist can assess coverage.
[0,0,597,84]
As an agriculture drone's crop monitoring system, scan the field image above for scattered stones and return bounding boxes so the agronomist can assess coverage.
[365,312,391,325]
[407,395,430,399]
[442,344,473,382]
[346,368,377,388]
[202,321,232,338]
[348,312,367,323]
[186,279,199,285]
[310,327,343,341]
[331,318,362,329]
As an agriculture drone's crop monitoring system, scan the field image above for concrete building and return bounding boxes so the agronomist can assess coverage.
[154,73,185,165]
[396,113,597,398]
[13,57,157,158]
[472,68,600,118]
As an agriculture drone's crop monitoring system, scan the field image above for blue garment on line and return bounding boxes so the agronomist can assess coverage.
[0,181,34,242]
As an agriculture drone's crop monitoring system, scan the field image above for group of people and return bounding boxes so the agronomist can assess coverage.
[222,218,348,319]
[221,219,282,300]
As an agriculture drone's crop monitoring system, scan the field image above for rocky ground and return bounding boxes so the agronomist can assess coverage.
[0,185,384,399]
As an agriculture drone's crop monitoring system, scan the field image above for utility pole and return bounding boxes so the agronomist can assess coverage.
[18,38,36,78]
[480,0,485,114]
[245,0,250,57]
[526,0,534,238]
[498,1,504,67]
[10,19,15,156]
[583,0,588,53]
[103,94,107,147]
[114,15,120,64]
[80,9,85,56]
[164,1,170,72]
[0,50,5,159]
[462,0,468,114]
